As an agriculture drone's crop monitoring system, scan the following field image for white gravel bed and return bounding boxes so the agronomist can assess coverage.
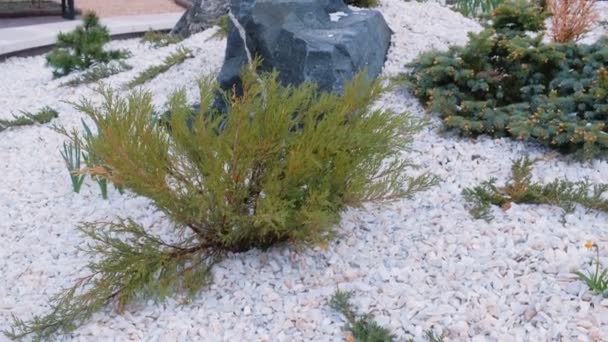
[1,1,608,341]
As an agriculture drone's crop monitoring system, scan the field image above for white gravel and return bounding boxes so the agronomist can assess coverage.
[1,1,608,341]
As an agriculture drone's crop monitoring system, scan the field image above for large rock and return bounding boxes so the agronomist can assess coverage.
[217,0,392,94]
[171,0,229,38]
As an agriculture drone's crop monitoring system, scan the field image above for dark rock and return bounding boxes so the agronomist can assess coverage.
[217,0,392,94]
[171,0,229,38]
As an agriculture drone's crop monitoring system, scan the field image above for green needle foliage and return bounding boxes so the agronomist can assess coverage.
[62,61,132,87]
[5,219,216,342]
[0,107,58,132]
[141,30,183,48]
[208,15,229,41]
[463,157,608,221]
[60,140,86,193]
[329,291,445,342]
[405,0,608,159]
[127,47,193,88]
[576,242,608,297]
[329,290,395,342]
[47,12,130,77]
[5,64,435,340]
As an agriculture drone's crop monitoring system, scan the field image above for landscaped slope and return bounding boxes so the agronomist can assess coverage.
[0,1,607,341]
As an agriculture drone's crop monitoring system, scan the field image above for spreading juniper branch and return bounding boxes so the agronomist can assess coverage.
[0,107,58,132]
[329,291,445,342]
[329,290,396,341]
[127,47,193,88]
[463,157,608,221]
[62,61,132,87]
[141,30,183,48]
[4,219,218,341]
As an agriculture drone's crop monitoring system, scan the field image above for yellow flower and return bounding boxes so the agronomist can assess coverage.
[585,241,594,251]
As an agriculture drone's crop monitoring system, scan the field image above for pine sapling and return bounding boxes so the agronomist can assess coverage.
[47,12,130,77]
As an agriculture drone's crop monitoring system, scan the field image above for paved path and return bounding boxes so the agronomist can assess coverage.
[0,12,183,57]
[0,16,66,29]
[75,0,184,17]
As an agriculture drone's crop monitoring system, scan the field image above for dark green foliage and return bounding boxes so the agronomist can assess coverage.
[62,61,132,87]
[329,291,395,342]
[329,291,445,342]
[491,0,547,32]
[127,47,193,88]
[47,12,130,77]
[5,64,435,340]
[425,330,446,342]
[208,15,229,40]
[345,0,378,8]
[463,157,608,221]
[0,107,58,132]
[406,0,608,159]
[141,30,183,48]
[60,141,86,193]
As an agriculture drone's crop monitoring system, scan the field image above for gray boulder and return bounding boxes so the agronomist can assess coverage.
[217,0,392,94]
[171,0,229,38]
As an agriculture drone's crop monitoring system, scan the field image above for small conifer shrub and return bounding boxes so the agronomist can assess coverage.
[47,12,130,77]
[126,47,193,88]
[0,107,58,132]
[405,0,608,159]
[4,65,435,340]
[463,157,608,222]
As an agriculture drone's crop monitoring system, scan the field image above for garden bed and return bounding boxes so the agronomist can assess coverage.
[0,1,607,341]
